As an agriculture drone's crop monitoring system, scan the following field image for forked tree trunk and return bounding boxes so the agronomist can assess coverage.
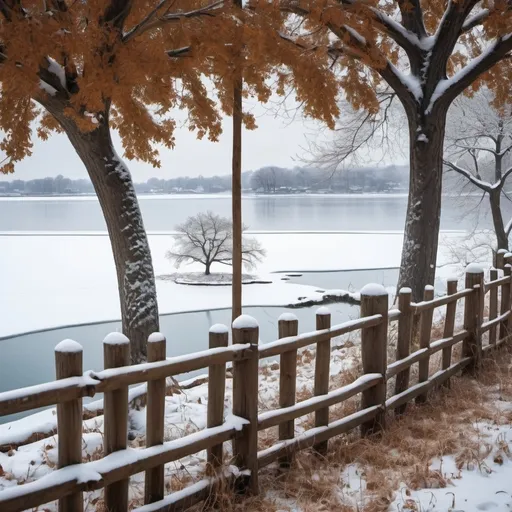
[489,189,509,252]
[397,112,446,302]
[51,109,159,363]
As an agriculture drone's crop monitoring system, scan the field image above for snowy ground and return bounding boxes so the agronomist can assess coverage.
[0,231,471,338]
[1,319,511,511]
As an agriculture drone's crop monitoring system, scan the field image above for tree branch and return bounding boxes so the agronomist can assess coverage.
[122,0,224,41]
[444,159,492,192]
[436,36,512,110]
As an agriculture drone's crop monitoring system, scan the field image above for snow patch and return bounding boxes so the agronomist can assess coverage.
[466,263,484,274]
[424,284,434,291]
[232,315,259,330]
[147,332,165,343]
[278,312,298,322]
[209,323,229,334]
[103,332,130,345]
[399,287,412,294]
[54,339,82,353]
[360,283,388,296]
[316,306,331,316]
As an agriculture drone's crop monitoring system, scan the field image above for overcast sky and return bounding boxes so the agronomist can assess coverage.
[11,100,329,182]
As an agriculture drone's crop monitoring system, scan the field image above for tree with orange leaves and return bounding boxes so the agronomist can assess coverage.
[0,0,339,362]
[273,0,512,300]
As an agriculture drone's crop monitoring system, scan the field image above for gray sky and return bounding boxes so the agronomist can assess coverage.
[12,102,324,181]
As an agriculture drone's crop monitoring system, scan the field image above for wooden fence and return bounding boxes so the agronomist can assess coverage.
[1,258,512,512]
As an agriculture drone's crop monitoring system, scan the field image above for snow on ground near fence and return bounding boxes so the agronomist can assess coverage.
[0,232,472,338]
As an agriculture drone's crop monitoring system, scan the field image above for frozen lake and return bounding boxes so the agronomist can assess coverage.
[0,194,472,420]
[0,192,505,232]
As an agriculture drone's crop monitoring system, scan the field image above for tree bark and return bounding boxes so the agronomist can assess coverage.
[397,112,446,302]
[205,262,211,276]
[489,189,509,251]
[44,103,159,363]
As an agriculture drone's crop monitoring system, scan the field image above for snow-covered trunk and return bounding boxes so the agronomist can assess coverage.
[61,118,159,363]
[397,114,446,302]
[489,189,508,251]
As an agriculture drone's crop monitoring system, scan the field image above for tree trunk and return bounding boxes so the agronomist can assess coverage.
[205,262,211,276]
[489,189,508,251]
[59,117,159,363]
[397,113,446,302]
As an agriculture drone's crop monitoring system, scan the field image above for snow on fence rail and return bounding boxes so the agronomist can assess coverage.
[1,261,512,512]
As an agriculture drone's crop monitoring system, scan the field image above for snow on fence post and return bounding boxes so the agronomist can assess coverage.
[103,333,130,512]
[360,285,388,436]
[232,315,259,494]
[313,307,331,455]
[277,313,299,467]
[463,265,484,374]
[395,287,412,416]
[144,332,167,505]
[489,269,499,347]
[207,324,229,471]
[416,285,435,404]
[500,264,512,343]
[442,279,458,388]
[55,339,84,512]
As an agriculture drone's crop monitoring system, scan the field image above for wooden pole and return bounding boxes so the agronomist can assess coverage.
[232,315,259,494]
[416,286,434,404]
[231,0,243,323]
[278,313,298,467]
[360,284,388,436]
[489,269,498,347]
[207,324,229,470]
[144,333,167,505]
[103,332,130,512]
[442,279,458,387]
[463,265,484,373]
[314,307,331,455]
[55,339,83,512]
[395,287,412,416]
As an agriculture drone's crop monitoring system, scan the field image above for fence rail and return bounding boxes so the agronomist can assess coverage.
[1,260,512,512]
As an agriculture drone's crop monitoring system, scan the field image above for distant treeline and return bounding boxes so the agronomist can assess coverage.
[0,165,409,196]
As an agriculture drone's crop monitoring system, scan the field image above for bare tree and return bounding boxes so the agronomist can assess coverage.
[167,212,266,275]
[444,90,512,251]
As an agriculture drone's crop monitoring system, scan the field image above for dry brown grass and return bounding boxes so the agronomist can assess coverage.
[249,345,512,512]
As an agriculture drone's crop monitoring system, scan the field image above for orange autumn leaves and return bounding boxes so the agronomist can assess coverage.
[0,0,340,173]
[0,1,511,174]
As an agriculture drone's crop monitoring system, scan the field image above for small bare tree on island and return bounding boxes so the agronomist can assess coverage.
[167,212,265,276]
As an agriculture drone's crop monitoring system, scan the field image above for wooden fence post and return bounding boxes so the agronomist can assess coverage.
[416,286,434,404]
[500,264,512,343]
[207,324,229,471]
[505,256,512,335]
[442,278,458,387]
[103,333,130,512]
[496,249,506,270]
[463,264,484,373]
[144,333,167,505]
[278,313,298,467]
[360,284,388,436]
[55,340,84,512]
[232,315,259,495]
[314,307,331,455]
[395,287,412,416]
[489,269,498,347]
